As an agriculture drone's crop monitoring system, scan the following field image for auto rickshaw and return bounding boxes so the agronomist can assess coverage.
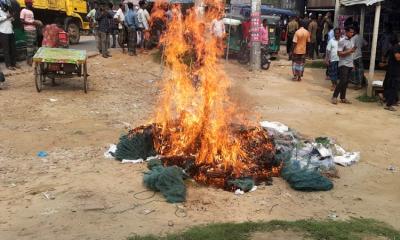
[224,15,281,61]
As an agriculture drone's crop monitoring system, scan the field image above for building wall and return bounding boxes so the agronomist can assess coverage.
[307,0,335,9]
[280,0,305,15]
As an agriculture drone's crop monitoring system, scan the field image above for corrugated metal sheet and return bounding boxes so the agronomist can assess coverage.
[307,0,335,8]
[340,0,384,6]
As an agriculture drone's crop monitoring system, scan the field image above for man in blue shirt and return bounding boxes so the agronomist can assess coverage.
[95,3,114,58]
[124,3,138,56]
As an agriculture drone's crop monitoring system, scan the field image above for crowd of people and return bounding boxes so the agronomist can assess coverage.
[0,0,398,111]
[286,13,399,111]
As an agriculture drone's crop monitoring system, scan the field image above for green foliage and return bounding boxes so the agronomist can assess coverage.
[128,218,400,240]
[305,60,326,69]
[356,94,378,103]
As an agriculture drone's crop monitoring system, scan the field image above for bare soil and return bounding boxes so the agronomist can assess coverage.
[0,49,399,240]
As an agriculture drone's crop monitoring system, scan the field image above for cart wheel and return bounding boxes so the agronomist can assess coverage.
[83,63,88,93]
[34,63,44,92]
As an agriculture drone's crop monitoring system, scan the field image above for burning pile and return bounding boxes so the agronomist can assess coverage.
[123,1,282,190]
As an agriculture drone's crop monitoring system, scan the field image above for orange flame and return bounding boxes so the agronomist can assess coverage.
[152,1,248,175]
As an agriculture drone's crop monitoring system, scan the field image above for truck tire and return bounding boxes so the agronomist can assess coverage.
[67,22,80,45]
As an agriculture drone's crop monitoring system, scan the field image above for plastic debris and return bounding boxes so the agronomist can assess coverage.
[333,152,360,166]
[260,121,289,133]
[387,165,397,172]
[37,151,48,158]
[104,144,117,159]
[234,189,245,195]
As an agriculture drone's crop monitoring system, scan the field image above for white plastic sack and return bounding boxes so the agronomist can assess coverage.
[104,144,117,159]
[260,121,289,133]
[334,152,360,166]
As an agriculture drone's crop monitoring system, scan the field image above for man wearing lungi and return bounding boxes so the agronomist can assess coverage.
[292,21,310,81]
[20,0,38,66]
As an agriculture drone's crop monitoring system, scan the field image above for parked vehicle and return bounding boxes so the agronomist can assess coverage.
[16,0,89,44]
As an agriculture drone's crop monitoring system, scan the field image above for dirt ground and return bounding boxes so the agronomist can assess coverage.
[0,49,399,240]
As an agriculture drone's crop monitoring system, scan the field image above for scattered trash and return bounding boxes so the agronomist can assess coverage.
[168,220,174,227]
[42,191,55,200]
[37,151,48,158]
[41,208,58,215]
[234,189,245,195]
[328,212,338,220]
[49,98,58,102]
[141,209,155,215]
[250,186,258,192]
[104,144,117,159]
[387,165,397,172]
[333,152,360,166]
[260,121,289,133]
[121,159,145,164]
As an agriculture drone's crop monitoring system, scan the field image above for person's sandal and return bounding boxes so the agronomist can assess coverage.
[340,99,352,104]
[331,98,338,105]
[384,106,397,111]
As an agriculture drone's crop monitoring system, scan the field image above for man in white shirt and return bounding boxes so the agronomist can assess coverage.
[137,0,150,52]
[0,4,17,70]
[332,26,356,105]
[325,28,340,90]
[211,14,225,51]
[114,3,126,53]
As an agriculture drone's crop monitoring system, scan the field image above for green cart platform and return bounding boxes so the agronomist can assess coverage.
[33,47,88,93]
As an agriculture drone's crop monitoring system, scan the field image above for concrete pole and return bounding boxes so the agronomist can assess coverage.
[333,0,340,28]
[226,5,233,61]
[250,0,261,71]
[359,5,366,39]
[367,2,381,97]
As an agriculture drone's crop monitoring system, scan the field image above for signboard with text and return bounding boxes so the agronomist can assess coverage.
[250,12,261,42]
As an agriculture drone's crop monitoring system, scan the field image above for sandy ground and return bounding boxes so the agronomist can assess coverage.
[0,49,399,240]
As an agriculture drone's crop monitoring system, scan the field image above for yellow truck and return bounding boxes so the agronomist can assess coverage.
[17,0,90,44]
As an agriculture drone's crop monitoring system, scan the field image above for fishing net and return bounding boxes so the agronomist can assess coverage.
[143,159,186,203]
[114,126,157,161]
[281,158,333,191]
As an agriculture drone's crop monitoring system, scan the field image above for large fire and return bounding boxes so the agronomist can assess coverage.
[144,0,281,190]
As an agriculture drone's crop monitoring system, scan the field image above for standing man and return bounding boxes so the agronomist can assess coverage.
[95,3,113,58]
[307,15,318,59]
[286,16,298,60]
[331,26,356,105]
[325,28,341,91]
[87,1,98,50]
[0,2,17,70]
[20,0,38,66]
[316,14,324,56]
[291,21,310,81]
[382,36,400,111]
[114,3,126,53]
[260,19,269,47]
[241,16,251,43]
[137,0,150,52]
[124,2,138,56]
[351,24,366,89]
[211,13,225,51]
[108,2,117,49]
